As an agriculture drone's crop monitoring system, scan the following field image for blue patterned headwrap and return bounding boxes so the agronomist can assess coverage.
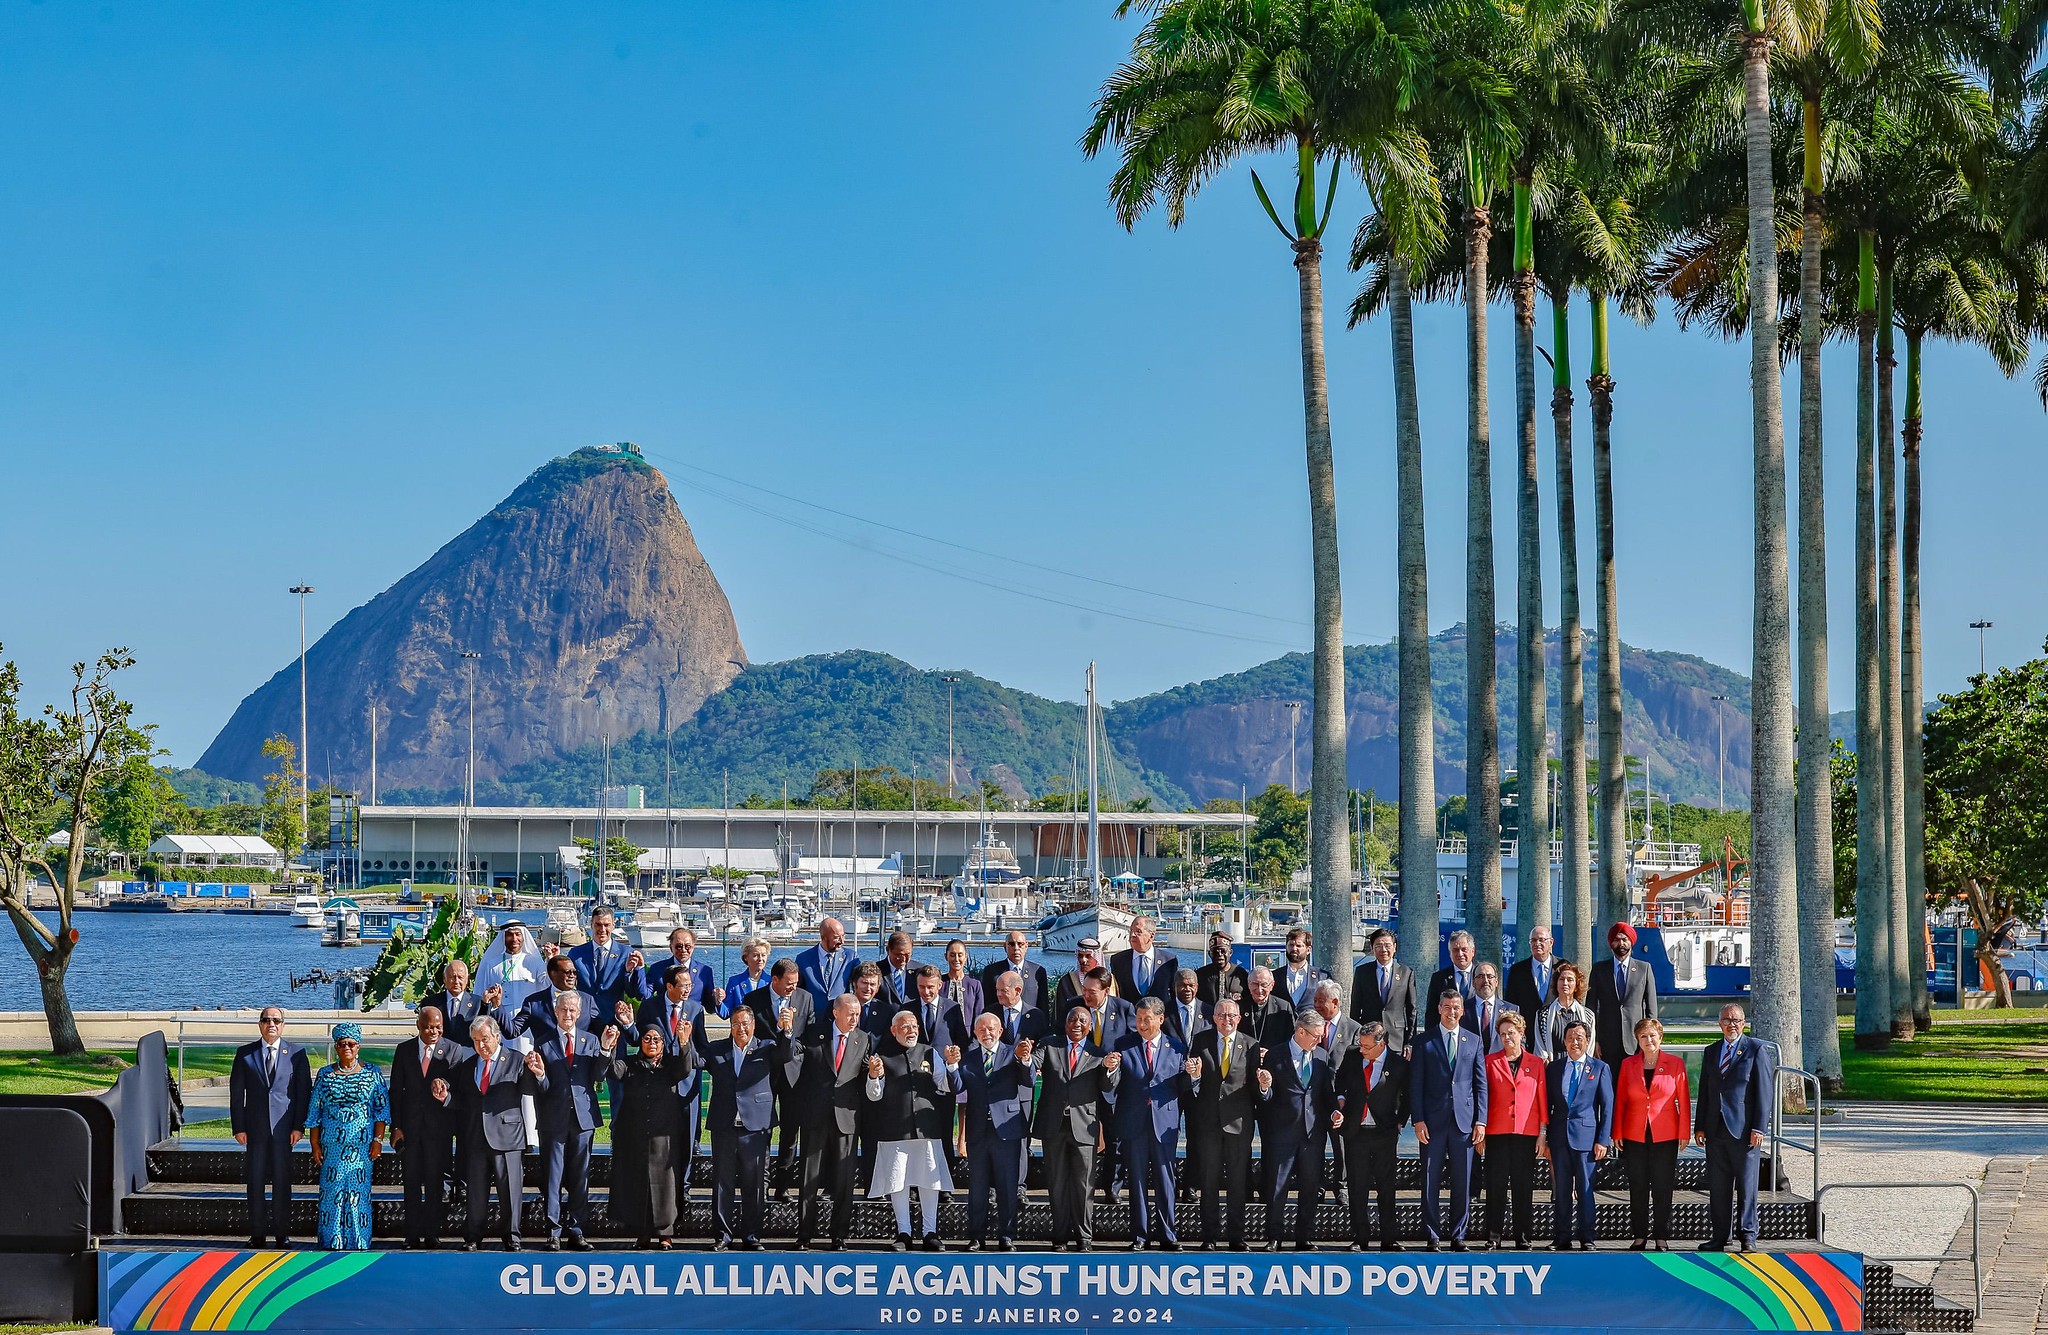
[331,1022,364,1043]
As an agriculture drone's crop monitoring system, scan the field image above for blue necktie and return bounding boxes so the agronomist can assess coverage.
[1567,1062,1582,1104]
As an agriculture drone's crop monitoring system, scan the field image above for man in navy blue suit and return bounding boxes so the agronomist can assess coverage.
[567,908,645,1014]
[980,930,1047,1014]
[1111,917,1181,1003]
[532,994,618,1250]
[1276,927,1332,1011]
[1544,1018,1614,1250]
[229,1006,311,1248]
[987,970,1050,1047]
[1111,999,1190,1249]
[704,1006,794,1250]
[956,1011,1033,1250]
[644,927,724,1013]
[1694,1003,1774,1252]
[1409,990,1489,1250]
[1256,1011,1339,1250]
[497,954,606,1048]
[795,917,861,1011]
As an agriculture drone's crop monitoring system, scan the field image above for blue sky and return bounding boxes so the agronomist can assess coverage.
[0,4,2037,767]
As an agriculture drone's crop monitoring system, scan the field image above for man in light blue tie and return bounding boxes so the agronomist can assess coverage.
[1543,1019,1613,1250]
[1426,930,1480,1019]
[1506,926,1557,1019]
[1408,990,1488,1250]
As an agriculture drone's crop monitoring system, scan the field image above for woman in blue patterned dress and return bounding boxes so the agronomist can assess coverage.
[305,1022,390,1250]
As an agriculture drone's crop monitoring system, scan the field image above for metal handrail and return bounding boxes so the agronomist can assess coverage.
[1817,1180,1981,1318]
[172,1014,421,1093]
[1751,1041,1823,1204]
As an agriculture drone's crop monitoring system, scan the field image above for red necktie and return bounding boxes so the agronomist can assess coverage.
[1069,1047,1079,1077]
[669,1008,680,1039]
[1365,1061,1375,1091]
[834,1034,846,1072]
[480,1060,491,1093]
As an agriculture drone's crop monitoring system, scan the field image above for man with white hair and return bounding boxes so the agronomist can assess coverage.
[1111,916,1181,1003]
[532,992,617,1250]
[441,1015,543,1251]
[1242,966,1297,1050]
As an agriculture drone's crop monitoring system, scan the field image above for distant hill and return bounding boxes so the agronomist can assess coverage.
[374,629,1760,811]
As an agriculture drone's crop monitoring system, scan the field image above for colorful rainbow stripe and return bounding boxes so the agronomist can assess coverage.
[106,1250,384,1332]
[1645,1251,1864,1330]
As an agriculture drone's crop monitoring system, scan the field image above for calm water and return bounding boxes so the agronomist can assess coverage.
[5,910,1012,1012]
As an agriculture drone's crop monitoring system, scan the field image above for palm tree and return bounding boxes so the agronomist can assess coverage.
[1085,0,1428,982]
[1547,278,1593,966]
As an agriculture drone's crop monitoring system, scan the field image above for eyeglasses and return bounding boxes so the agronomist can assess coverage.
[258,1016,284,1025]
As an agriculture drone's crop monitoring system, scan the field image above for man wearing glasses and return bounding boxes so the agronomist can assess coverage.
[1694,1004,1775,1253]
[229,1008,312,1248]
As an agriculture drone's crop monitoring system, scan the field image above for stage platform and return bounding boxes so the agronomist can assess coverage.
[99,1244,1891,1334]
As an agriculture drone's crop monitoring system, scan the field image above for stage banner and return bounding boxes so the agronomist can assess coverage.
[100,1248,1863,1335]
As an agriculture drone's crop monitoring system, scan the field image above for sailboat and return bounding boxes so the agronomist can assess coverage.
[1035,662,1136,955]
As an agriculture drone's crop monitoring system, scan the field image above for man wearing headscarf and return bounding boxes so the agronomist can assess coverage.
[476,922,549,1150]
[1588,922,1658,1062]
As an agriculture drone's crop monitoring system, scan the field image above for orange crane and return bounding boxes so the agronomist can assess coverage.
[1642,836,1747,922]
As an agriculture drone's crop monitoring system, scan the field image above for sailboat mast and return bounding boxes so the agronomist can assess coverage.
[1086,662,1101,902]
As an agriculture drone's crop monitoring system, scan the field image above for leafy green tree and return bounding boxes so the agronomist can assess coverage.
[572,834,646,881]
[260,734,305,857]
[94,755,183,858]
[0,647,151,1054]
[363,895,490,1010]
[1922,648,2048,1006]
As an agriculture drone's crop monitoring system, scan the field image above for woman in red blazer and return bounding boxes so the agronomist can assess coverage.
[1615,1016,1692,1250]
[1481,1010,1548,1248]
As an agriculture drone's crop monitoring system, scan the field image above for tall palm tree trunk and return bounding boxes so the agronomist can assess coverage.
[1295,233,1357,983]
[1553,289,1593,970]
[1742,29,1804,1072]
[1902,326,1930,1028]
[1513,180,1550,960]
[1466,201,1506,970]
[1795,106,1844,1088]
[1393,262,1440,972]
[1591,294,1627,931]
[1875,262,1913,1038]
[1852,231,1893,1049]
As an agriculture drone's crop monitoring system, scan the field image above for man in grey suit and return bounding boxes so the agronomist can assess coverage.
[1464,963,1520,1056]
[1350,928,1419,1056]
[444,1015,544,1251]
[1588,922,1659,1061]
[1307,980,1361,1205]
[229,1007,311,1248]
[1024,1007,1121,1251]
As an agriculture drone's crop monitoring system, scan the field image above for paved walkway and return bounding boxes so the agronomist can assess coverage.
[1926,1156,2048,1335]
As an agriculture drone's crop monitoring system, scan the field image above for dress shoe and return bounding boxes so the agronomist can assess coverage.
[1161,1240,1181,1252]
[997,1239,1014,1252]
[504,1238,523,1252]
[1131,1239,1147,1252]
[893,1233,912,1252]
[1736,1239,1753,1254]
[1066,1241,1088,1253]
[713,1238,732,1252]
[567,1235,593,1252]
[545,1238,562,1252]
[743,1238,763,1251]
[1653,1240,1669,1252]
[923,1234,943,1253]
[1423,1240,1440,1252]
[1264,1241,1282,1253]
[245,1237,265,1250]
[1351,1242,1369,1253]
[1630,1240,1648,1251]
[966,1239,984,1253]
[1449,1239,1469,1252]
[825,1239,846,1251]
[462,1241,479,1252]
[1698,1242,1725,1253]
[1291,1241,1314,1252]
[1381,1242,1403,1253]
[1514,1237,1531,1251]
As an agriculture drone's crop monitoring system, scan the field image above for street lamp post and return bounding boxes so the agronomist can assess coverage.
[942,675,962,799]
[288,586,314,858]
[1970,620,1994,677]
[1285,701,1302,793]
[459,650,481,892]
[1711,694,1729,811]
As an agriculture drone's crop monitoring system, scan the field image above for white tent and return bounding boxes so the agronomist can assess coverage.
[557,846,779,875]
[145,833,284,868]
[795,855,900,893]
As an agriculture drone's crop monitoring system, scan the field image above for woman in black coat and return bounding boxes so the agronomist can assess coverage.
[609,1027,699,1247]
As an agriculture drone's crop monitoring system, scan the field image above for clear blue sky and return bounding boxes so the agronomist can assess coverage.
[0,5,2037,767]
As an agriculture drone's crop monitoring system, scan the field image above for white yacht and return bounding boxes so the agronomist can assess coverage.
[291,893,325,928]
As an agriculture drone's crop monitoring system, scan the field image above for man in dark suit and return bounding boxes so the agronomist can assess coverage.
[1184,997,1256,1249]
[956,1011,1032,1250]
[1255,1012,1338,1250]
[795,916,860,1011]
[1024,1006,1121,1251]
[444,1015,544,1250]
[849,964,894,1039]
[899,964,971,1050]
[1504,924,1560,1019]
[1464,963,1520,1056]
[1350,928,1419,1055]
[1110,916,1181,1003]
[703,1006,793,1250]
[1053,939,1113,1016]
[497,954,606,1048]
[1306,981,1361,1205]
[422,960,484,1055]
[1694,1004,1774,1253]
[1425,930,1481,1019]
[1242,967,1297,1050]
[1068,967,1136,1049]
[567,907,646,1016]
[1409,990,1489,1250]
[791,994,872,1249]
[987,970,1051,1047]
[1334,1021,1409,1251]
[1544,1018,1614,1250]
[746,959,817,1197]
[1277,927,1332,1010]
[1195,931,1250,1008]
[877,930,919,1010]
[644,927,725,1013]
[532,995,616,1250]
[941,939,986,1020]
[229,1007,311,1248]
[390,1006,459,1248]
[1111,999,1189,1250]
[980,930,1047,1014]
[1589,922,1659,1062]
[1164,970,1210,1047]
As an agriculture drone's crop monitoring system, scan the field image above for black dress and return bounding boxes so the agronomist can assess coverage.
[609,1052,697,1242]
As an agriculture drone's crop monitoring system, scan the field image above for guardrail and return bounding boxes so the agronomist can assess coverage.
[1770,1063,1822,1203]
[1818,1180,1981,1318]
[171,1015,421,1091]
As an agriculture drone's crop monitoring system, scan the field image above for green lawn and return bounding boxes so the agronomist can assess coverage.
[1833,1017,2048,1101]
[0,1049,136,1095]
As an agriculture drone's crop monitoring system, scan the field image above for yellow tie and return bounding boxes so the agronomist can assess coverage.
[1220,1040,1231,1077]
[1093,1011,1102,1046]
